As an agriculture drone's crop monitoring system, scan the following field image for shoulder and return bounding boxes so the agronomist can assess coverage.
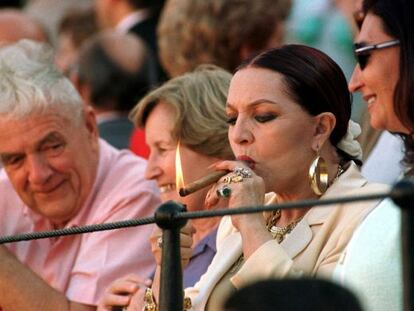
[129,14,158,32]
[337,199,403,311]
[320,163,390,225]
[307,168,389,244]
[85,141,160,220]
[347,198,401,248]
[99,140,154,189]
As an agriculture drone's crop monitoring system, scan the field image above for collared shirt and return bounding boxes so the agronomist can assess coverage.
[0,139,161,305]
[184,228,217,288]
[149,228,218,288]
[116,10,149,34]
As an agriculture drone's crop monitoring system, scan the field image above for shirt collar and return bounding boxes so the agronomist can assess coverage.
[192,228,218,257]
[116,9,149,34]
[96,111,125,124]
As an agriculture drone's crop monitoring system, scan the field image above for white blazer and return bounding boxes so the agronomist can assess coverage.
[184,162,388,310]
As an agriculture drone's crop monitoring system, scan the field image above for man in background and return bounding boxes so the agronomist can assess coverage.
[74,31,156,153]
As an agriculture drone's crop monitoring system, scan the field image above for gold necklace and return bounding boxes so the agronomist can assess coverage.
[330,164,345,186]
[266,210,303,243]
[230,210,304,274]
[265,165,344,243]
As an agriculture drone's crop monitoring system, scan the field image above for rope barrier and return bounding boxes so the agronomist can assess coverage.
[0,216,155,244]
[0,190,390,244]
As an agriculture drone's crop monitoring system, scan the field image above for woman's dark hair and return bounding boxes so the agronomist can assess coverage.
[362,0,414,169]
[238,44,355,163]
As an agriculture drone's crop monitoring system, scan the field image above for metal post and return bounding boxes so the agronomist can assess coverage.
[155,201,187,311]
[391,178,414,311]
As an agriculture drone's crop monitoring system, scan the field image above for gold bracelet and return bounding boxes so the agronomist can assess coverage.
[143,288,157,311]
[143,287,192,311]
[184,296,192,310]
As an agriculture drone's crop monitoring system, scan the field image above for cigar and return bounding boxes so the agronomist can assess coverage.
[179,170,229,197]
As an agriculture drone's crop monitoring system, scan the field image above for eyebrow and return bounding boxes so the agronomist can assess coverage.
[0,132,64,160]
[226,98,280,109]
[152,138,176,149]
[36,132,64,148]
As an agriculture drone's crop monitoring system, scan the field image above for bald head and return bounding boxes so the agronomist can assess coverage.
[0,9,47,44]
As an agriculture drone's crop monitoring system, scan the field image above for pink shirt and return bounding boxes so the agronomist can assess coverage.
[0,140,161,305]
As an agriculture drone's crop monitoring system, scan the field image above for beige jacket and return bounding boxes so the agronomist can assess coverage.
[185,162,389,310]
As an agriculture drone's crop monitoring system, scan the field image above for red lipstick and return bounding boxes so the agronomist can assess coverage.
[236,156,256,169]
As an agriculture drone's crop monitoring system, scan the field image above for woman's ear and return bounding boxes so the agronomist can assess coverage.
[311,112,336,151]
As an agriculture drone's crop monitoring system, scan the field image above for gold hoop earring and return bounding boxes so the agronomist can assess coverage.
[308,152,328,196]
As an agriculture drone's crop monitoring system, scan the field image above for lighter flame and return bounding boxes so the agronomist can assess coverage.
[175,141,185,193]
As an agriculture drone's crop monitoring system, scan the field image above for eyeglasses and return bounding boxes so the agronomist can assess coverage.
[354,39,400,70]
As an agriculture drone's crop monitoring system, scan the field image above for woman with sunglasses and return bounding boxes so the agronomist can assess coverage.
[335,0,413,310]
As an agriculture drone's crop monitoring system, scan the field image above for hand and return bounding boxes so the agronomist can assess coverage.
[205,161,266,231]
[126,287,146,311]
[205,161,272,259]
[97,274,151,311]
[149,222,195,268]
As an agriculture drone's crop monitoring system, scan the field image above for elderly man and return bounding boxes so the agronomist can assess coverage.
[74,31,156,152]
[0,40,161,310]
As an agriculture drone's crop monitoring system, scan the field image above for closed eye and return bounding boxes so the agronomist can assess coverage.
[255,114,276,123]
[226,116,237,126]
[1,154,25,167]
[43,143,65,157]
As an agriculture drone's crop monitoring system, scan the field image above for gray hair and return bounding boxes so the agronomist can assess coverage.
[0,39,84,123]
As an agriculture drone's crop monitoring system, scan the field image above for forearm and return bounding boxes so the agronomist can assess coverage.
[237,215,272,259]
[0,246,95,311]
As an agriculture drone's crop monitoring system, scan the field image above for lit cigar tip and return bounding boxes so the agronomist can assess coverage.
[179,188,188,197]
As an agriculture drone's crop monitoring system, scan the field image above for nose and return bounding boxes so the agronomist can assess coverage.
[27,154,53,185]
[144,152,162,180]
[229,117,254,146]
[348,65,363,93]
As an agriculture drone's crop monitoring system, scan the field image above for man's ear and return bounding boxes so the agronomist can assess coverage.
[311,112,336,151]
[83,105,98,141]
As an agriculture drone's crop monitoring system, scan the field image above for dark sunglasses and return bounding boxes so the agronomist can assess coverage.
[354,39,400,70]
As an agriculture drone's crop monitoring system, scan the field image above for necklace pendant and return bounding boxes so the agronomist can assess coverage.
[269,226,284,243]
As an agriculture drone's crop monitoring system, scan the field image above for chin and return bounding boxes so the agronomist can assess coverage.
[369,116,386,131]
[37,200,77,222]
[161,193,178,203]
